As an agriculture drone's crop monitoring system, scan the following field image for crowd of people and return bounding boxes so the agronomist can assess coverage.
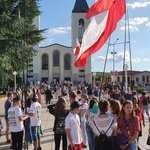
[47,83,149,150]
[1,81,150,150]
[3,90,42,150]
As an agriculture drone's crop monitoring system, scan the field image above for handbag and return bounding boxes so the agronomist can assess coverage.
[147,122,150,145]
[116,119,129,146]
[115,134,129,146]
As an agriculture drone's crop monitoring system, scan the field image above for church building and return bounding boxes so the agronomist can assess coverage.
[28,0,91,83]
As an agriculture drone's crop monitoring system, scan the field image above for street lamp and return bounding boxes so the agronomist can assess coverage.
[124,64,129,92]
[110,38,119,85]
[93,72,96,89]
[13,71,17,92]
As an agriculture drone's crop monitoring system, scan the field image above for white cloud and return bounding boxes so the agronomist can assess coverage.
[132,58,141,63]
[146,22,150,27]
[120,25,139,32]
[127,1,150,9]
[40,38,54,46]
[96,51,150,63]
[120,17,149,32]
[48,27,71,35]
[129,17,149,26]
[143,58,150,62]
[97,56,106,61]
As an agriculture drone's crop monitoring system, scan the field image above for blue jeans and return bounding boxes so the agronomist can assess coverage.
[81,121,87,146]
[128,139,137,150]
[31,126,40,141]
[86,123,95,150]
[26,118,33,143]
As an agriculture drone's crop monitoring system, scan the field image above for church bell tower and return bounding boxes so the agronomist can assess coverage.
[71,0,91,83]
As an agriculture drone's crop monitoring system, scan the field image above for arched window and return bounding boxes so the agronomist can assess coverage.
[117,76,120,82]
[142,76,145,82]
[42,54,48,70]
[147,76,149,83]
[127,76,130,84]
[79,19,84,27]
[64,54,71,70]
[53,50,59,67]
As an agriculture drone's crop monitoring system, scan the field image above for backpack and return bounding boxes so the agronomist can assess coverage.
[143,97,148,105]
[93,118,114,150]
[55,117,66,134]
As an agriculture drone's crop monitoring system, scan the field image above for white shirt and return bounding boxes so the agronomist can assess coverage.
[30,102,42,126]
[81,102,89,121]
[89,115,117,137]
[8,107,24,132]
[86,109,97,124]
[65,112,82,146]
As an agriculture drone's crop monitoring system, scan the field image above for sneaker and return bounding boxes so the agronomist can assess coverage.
[83,145,87,149]
[38,146,42,150]
[28,143,33,148]
[138,146,141,150]
[6,139,11,143]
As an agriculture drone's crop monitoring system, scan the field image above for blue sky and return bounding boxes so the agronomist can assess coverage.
[39,0,150,72]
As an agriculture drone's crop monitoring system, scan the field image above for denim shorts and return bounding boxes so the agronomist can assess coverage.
[31,126,40,141]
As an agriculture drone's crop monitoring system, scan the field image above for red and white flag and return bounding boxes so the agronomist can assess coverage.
[73,38,80,56]
[75,0,126,67]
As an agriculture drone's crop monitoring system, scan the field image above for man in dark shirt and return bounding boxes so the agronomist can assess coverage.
[44,86,53,109]
[4,92,12,142]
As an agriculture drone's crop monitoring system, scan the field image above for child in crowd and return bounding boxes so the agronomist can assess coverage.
[0,118,3,137]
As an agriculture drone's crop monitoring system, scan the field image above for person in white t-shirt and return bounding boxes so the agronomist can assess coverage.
[8,97,28,150]
[28,94,42,150]
[65,101,83,150]
[80,94,89,148]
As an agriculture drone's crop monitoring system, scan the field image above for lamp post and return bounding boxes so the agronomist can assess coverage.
[13,71,17,92]
[110,38,119,85]
[124,64,129,92]
[93,72,96,89]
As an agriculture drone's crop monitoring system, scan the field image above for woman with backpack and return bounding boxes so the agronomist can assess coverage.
[116,100,140,150]
[48,97,69,150]
[89,99,117,150]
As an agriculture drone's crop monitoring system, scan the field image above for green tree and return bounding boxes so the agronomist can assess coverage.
[0,0,45,86]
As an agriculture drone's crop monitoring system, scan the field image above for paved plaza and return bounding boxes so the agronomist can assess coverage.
[0,95,150,150]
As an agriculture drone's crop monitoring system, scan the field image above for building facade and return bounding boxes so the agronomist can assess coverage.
[112,70,150,86]
[28,0,91,83]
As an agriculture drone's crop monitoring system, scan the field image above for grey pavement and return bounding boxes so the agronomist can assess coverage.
[0,95,150,150]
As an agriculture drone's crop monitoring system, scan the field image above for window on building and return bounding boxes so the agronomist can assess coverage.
[42,54,48,70]
[53,50,60,67]
[79,19,84,27]
[127,77,130,84]
[64,54,71,70]
[117,77,120,82]
[147,76,149,83]
[136,77,139,83]
[142,76,145,82]
[79,28,85,34]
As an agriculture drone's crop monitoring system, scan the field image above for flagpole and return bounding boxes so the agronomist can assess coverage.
[122,8,127,95]
[127,10,133,88]
[110,38,119,86]
[99,36,111,101]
